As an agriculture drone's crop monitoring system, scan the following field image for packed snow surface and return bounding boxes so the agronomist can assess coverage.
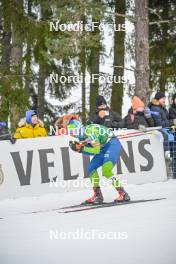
[0,180,176,264]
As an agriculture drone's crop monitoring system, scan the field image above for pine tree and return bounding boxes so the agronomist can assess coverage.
[135,0,150,104]
[149,0,176,94]
[111,0,126,115]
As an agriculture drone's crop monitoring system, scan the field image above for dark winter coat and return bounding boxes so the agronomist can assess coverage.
[169,105,176,120]
[0,124,10,141]
[169,94,176,120]
[123,108,154,129]
[149,99,174,128]
[88,107,124,128]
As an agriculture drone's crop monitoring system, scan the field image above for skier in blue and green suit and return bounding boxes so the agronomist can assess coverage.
[58,114,130,204]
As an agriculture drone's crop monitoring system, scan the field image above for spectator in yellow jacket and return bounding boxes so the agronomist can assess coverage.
[14,110,47,139]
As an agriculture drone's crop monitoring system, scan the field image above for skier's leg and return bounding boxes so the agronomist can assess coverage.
[88,153,104,186]
[85,153,104,204]
[101,137,121,179]
[102,138,130,202]
[102,162,130,202]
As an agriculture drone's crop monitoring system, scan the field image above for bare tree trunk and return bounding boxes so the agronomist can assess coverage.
[111,0,125,115]
[25,0,32,97]
[0,1,11,73]
[135,0,150,104]
[0,0,11,121]
[89,45,100,113]
[89,16,100,114]
[79,15,86,125]
[10,0,23,131]
[81,48,86,124]
[159,0,169,92]
[38,63,45,120]
[37,5,46,120]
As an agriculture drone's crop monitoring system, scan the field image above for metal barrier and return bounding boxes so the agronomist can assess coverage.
[164,131,176,179]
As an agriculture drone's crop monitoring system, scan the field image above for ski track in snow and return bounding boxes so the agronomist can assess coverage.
[0,180,176,264]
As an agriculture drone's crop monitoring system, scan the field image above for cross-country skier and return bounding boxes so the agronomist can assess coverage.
[58,114,130,204]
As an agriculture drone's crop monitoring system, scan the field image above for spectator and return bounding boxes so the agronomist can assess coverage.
[123,96,154,130]
[88,95,123,128]
[0,122,16,143]
[169,93,176,178]
[55,114,79,136]
[149,92,176,155]
[14,110,47,139]
[0,122,9,140]
[169,93,176,120]
[149,92,175,128]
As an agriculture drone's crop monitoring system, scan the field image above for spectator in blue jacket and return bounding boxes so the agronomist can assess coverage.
[149,92,176,128]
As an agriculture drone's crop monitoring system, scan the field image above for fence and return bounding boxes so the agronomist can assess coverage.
[0,131,167,199]
[165,130,176,179]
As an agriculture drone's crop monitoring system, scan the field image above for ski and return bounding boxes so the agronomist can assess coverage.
[58,198,165,214]
[23,198,165,215]
[23,203,107,214]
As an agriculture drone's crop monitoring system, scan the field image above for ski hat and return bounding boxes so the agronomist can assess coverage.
[0,122,8,135]
[154,91,165,100]
[26,110,37,124]
[67,119,85,140]
[95,95,107,107]
[0,122,7,127]
[132,96,145,110]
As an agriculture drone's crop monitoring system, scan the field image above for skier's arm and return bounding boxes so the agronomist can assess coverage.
[81,136,101,154]
[69,137,101,154]
[83,142,101,155]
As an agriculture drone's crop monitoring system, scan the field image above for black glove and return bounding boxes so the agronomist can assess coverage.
[10,136,17,144]
[5,134,17,144]
[69,141,84,153]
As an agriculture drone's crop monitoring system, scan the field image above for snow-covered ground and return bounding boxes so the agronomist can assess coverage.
[0,180,176,264]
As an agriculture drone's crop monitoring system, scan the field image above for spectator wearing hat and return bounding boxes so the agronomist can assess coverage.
[88,95,124,128]
[123,96,154,130]
[149,92,176,128]
[14,110,47,139]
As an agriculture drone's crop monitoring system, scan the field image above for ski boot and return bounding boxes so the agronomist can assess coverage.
[114,187,130,203]
[85,187,104,205]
